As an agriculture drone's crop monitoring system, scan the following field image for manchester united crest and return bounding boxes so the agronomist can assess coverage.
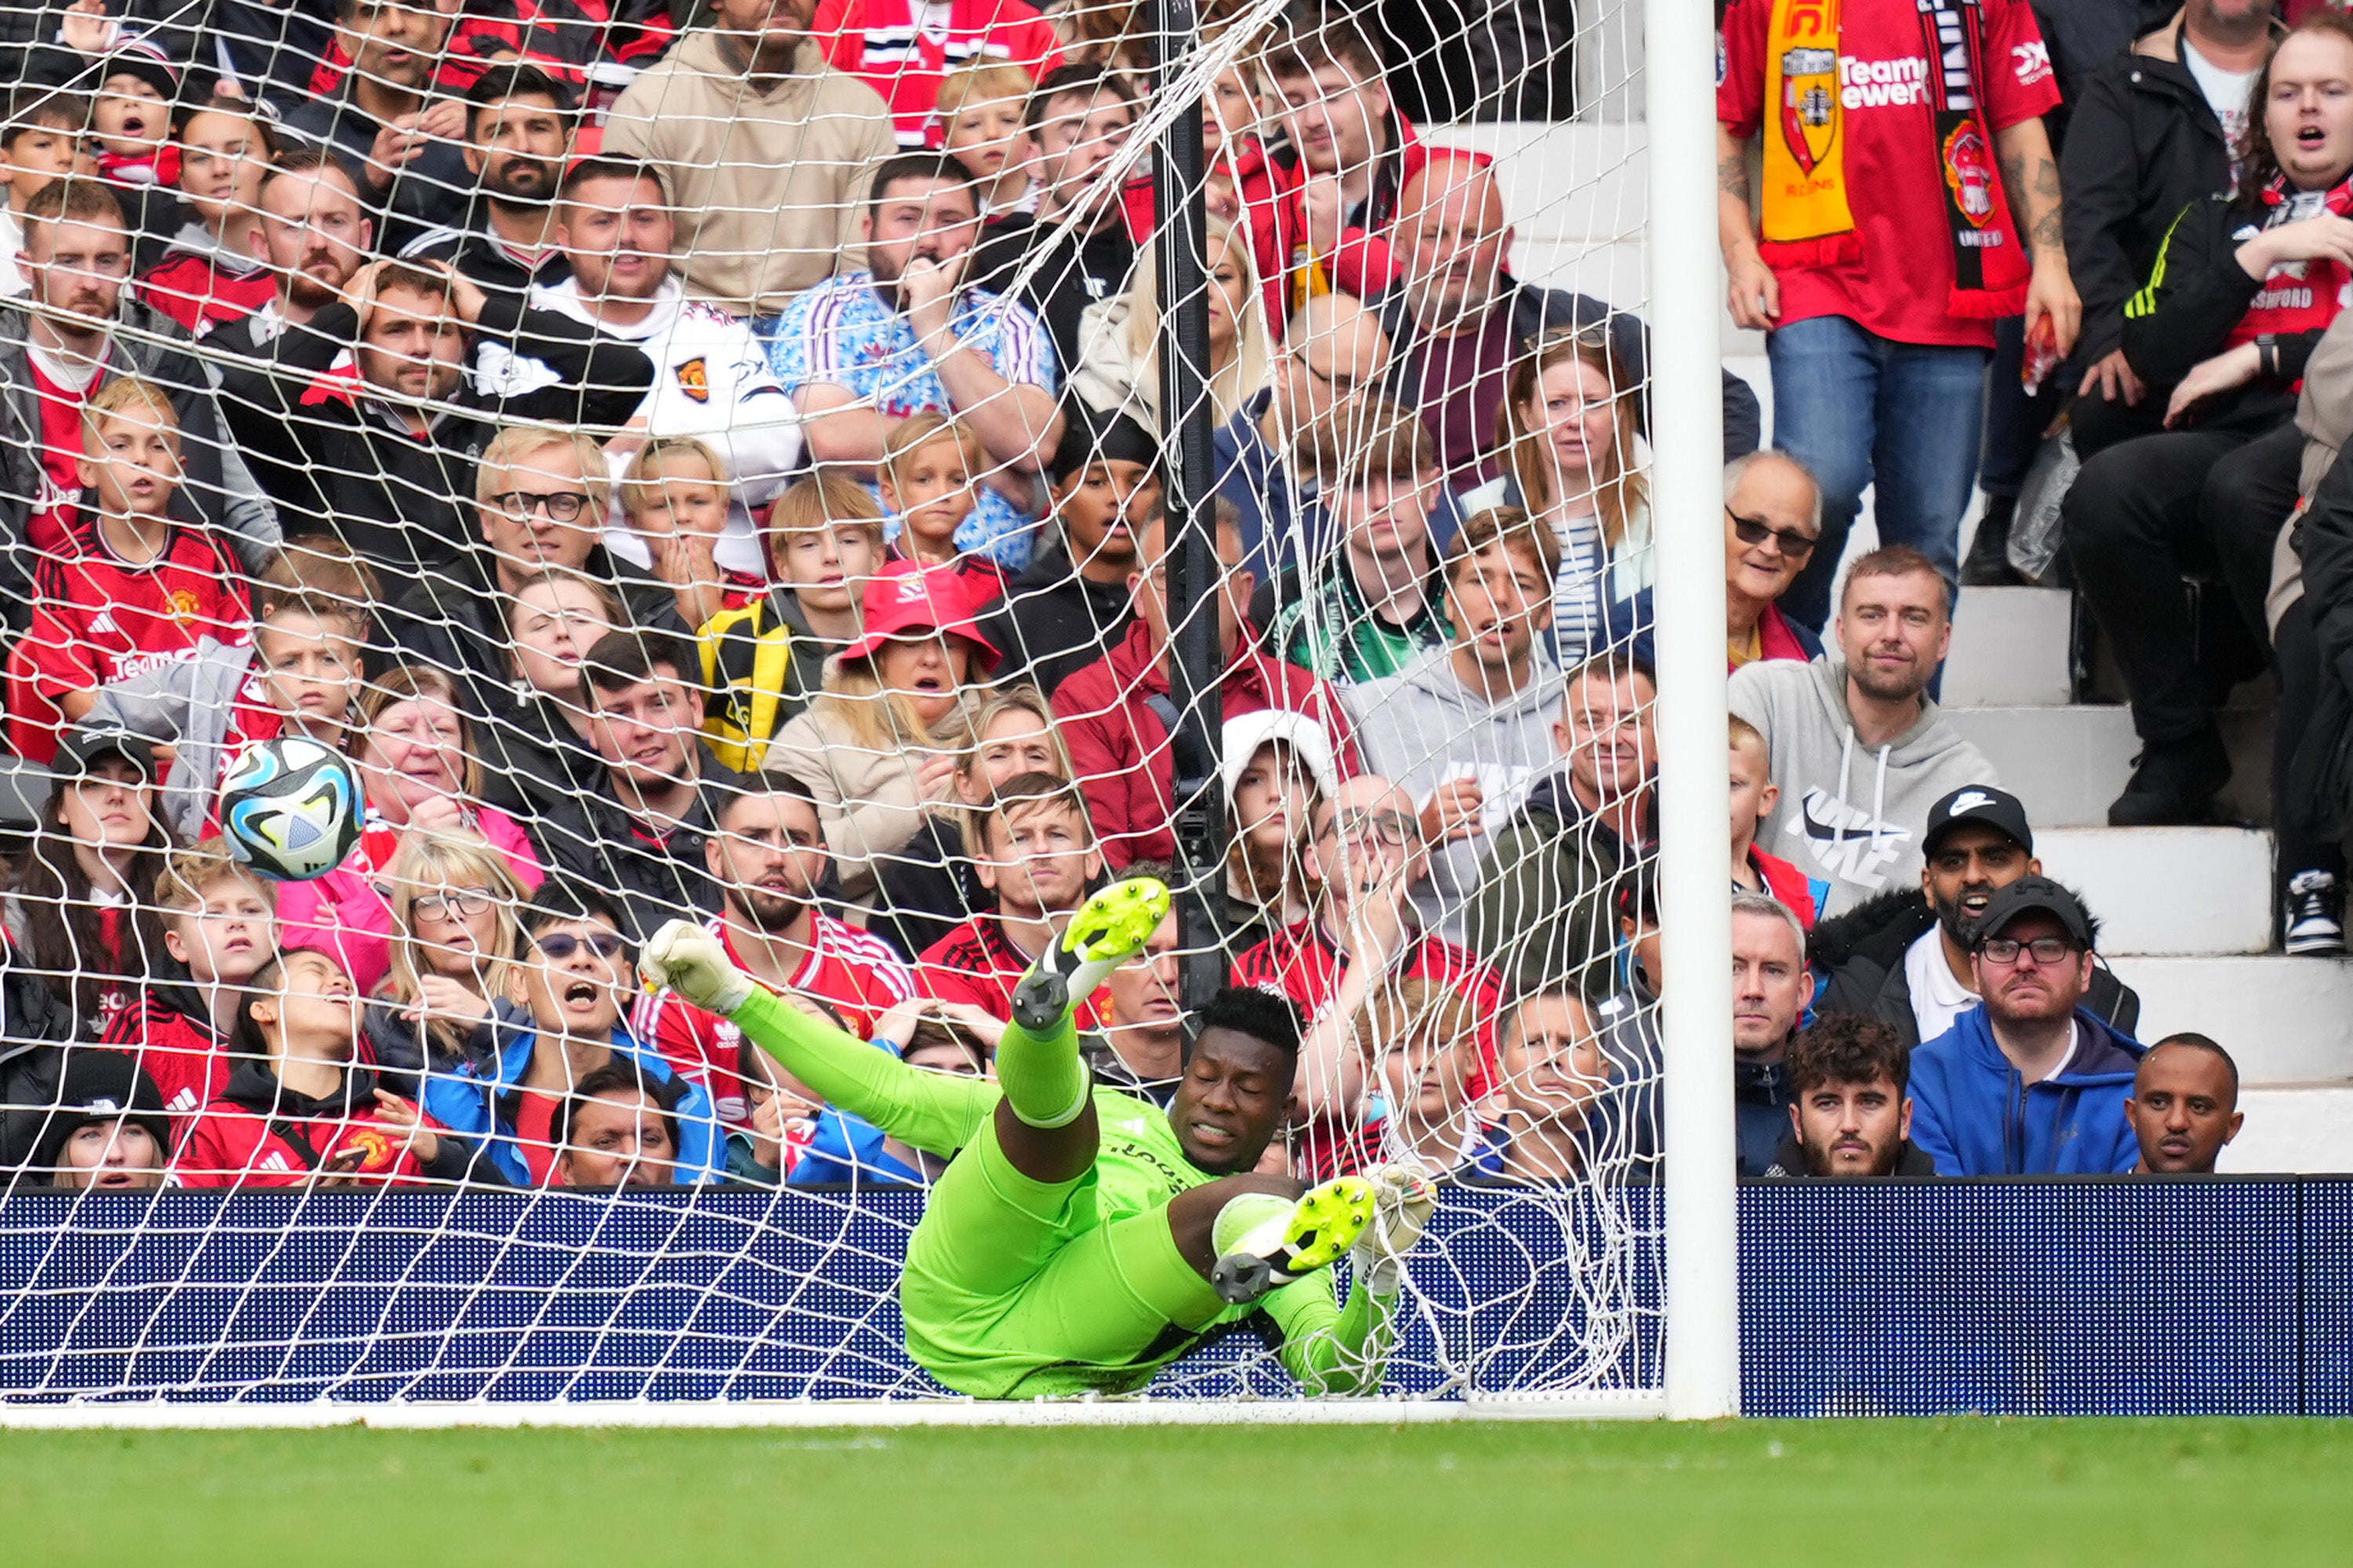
[675,358,711,402]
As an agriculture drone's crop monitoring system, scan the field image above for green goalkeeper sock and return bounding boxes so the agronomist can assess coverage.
[993,1010,1091,1130]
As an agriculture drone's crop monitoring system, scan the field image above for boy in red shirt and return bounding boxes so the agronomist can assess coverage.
[1715,0,2077,631]
[918,772,1112,1029]
[1732,715,1821,927]
[176,947,486,1188]
[103,838,280,1120]
[139,96,279,337]
[6,376,250,763]
[633,773,916,1128]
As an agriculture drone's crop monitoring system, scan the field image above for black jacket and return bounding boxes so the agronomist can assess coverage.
[1735,1053,1795,1178]
[1367,275,1762,464]
[2284,443,2353,853]
[969,213,1136,381]
[0,955,77,1170]
[219,294,653,580]
[1761,1131,1940,1179]
[1809,887,2144,1051]
[280,85,478,255]
[867,813,988,963]
[402,216,576,316]
[980,540,1136,699]
[2059,16,2249,367]
[2119,186,2316,434]
[532,754,733,941]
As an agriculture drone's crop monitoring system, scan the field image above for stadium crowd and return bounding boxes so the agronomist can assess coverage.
[0,0,2293,1198]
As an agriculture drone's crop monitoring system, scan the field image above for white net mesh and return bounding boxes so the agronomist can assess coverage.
[0,0,1693,1408]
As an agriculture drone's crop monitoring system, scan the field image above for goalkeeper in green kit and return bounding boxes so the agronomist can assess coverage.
[641,877,1435,1399]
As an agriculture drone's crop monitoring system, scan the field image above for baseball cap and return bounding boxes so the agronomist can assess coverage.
[1968,875,2092,951]
[51,727,156,784]
[27,1050,172,1177]
[1922,784,2033,858]
[1220,709,1340,807]
[98,38,182,104]
[838,559,1002,673]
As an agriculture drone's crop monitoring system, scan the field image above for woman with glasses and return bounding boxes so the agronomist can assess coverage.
[1480,329,1650,667]
[275,666,546,995]
[365,831,528,1097]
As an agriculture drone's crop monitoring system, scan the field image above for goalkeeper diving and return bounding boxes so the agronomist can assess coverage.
[641,876,1435,1399]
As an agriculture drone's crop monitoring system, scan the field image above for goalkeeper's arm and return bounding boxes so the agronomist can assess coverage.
[642,922,993,1156]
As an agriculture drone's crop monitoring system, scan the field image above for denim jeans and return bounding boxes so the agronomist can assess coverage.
[1767,315,1993,633]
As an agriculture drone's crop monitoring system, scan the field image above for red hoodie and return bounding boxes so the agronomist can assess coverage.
[175,1061,453,1188]
[1051,618,1360,868]
[1749,844,1820,930]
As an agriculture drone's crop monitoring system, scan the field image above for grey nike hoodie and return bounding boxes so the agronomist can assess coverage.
[1728,654,1997,919]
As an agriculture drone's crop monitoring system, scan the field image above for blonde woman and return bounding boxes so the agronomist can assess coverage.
[869,685,1075,959]
[763,562,1003,900]
[364,830,529,1096]
[1468,329,1651,665]
[1070,216,1273,435]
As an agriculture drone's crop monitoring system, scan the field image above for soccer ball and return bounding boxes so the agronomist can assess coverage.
[218,736,362,882]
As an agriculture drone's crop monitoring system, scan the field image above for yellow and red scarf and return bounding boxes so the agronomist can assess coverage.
[1759,0,2029,318]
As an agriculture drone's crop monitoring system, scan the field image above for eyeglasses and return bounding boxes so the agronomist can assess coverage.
[413,888,495,920]
[492,489,594,522]
[1729,511,1818,561]
[534,931,625,961]
[1977,936,2079,966]
[1318,807,1419,847]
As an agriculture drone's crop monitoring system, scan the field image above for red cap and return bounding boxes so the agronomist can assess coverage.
[839,560,1002,673]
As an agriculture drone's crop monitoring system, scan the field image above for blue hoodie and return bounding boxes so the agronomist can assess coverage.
[421,1002,723,1186]
[1908,1004,2144,1177]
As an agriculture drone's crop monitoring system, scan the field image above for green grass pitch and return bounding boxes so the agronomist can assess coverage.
[8,1419,2351,1565]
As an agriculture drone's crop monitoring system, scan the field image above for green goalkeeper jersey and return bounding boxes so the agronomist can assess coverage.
[730,988,1387,1399]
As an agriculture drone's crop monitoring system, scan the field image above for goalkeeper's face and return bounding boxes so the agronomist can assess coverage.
[1168,1028,1293,1174]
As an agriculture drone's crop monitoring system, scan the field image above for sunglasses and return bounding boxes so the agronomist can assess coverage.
[533,931,625,961]
[1729,510,1818,561]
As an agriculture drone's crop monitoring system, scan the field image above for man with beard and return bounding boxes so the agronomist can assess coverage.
[1763,1013,1937,1179]
[1812,785,2140,1048]
[207,152,373,365]
[1909,877,2144,1176]
[282,0,475,252]
[1729,545,1994,919]
[633,772,915,1130]
[0,179,277,624]
[759,151,1060,569]
[399,64,578,311]
[219,254,653,577]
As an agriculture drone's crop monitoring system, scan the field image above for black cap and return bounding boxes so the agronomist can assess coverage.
[28,1050,173,1175]
[1923,784,2033,858]
[98,38,182,104]
[1968,875,2092,951]
[1050,402,1158,484]
[51,727,155,783]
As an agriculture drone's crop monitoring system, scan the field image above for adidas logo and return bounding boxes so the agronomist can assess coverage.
[259,1151,293,1173]
[166,1086,197,1114]
[89,610,116,636]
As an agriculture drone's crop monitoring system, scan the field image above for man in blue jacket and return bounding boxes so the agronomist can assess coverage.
[1909,877,2143,1176]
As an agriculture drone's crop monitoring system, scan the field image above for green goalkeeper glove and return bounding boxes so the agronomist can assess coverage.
[640,919,755,1016]
[1350,1162,1437,1296]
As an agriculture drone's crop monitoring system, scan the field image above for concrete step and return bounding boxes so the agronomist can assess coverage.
[2035,827,2272,956]
[2103,956,2353,1083]
[1944,585,2073,708]
[1944,704,2273,828]
[2220,1086,2353,1174]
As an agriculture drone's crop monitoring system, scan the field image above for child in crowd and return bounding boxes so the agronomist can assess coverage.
[938,63,1038,217]
[6,377,251,765]
[85,588,365,841]
[1348,977,1485,1177]
[917,771,1111,1028]
[1220,708,1337,952]
[878,412,1009,603]
[478,566,627,817]
[0,89,93,297]
[696,472,884,773]
[88,43,176,189]
[620,435,767,629]
[420,882,720,1187]
[100,839,279,1119]
[176,947,488,1188]
[139,94,278,337]
[1730,715,1822,927]
[27,1050,173,1192]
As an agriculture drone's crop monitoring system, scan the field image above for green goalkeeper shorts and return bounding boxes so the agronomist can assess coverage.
[899,1110,1234,1399]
